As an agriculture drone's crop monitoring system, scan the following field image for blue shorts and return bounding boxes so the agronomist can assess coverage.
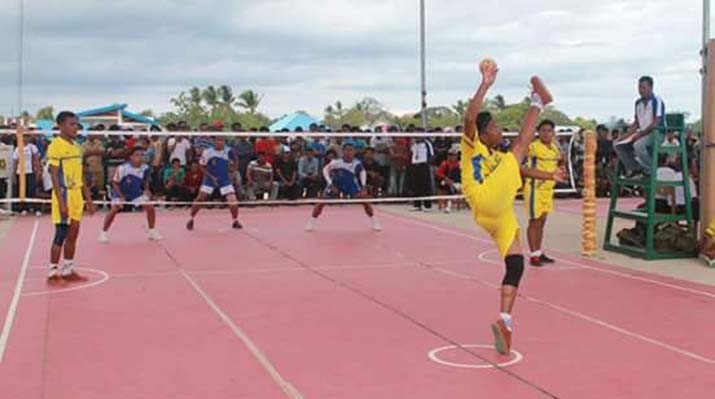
[324,185,361,198]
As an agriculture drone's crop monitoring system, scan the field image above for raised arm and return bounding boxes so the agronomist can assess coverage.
[464,67,498,141]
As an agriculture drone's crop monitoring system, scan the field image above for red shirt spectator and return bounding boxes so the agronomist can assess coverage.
[255,138,277,164]
[436,158,461,183]
[185,162,204,196]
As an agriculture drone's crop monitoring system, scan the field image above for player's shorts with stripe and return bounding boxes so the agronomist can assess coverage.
[51,188,84,225]
[462,153,523,258]
[523,183,554,220]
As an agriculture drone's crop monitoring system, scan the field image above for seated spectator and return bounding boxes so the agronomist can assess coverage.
[275,147,299,200]
[184,161,203,199]
[613,76,665,177]
[362,148,384,197]
[298,147,321,198]
[663,130,681,148]
[82,134,106,200]
[247,152,279,200]
[654,155,698,217]
[164,158,190,203]
[435,149,462,213]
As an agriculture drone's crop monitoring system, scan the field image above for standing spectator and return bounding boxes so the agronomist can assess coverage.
[275,147,299,200]
[409,137,434,211]
[12,136,41,215]
[298,147,321,198]
[163,158,189,203]
[247,152,279,200]
[233,135,254,181]
[148,131,164,195]
[105,128,126,191]
[370,129,392,183]
[230,161,244,200]
[168,133,192,166]
[614,76,665,177]
[435,148,462,213]
[362,147,384,197]
[388,137,410,196]
[82,134,106,200]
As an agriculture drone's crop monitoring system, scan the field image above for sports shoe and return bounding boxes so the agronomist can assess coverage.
[35,211,42,217]
[148,229,163,241]
[491,319,512,355]
[98,231,110,244]
[530,256,543,267]
[232,220,243,230]
[371,218,382,232]
[186,219,194,231]
[305,219,315,232]
[62,271,89,283]
[530,76,553,107]
[539,254,556,264]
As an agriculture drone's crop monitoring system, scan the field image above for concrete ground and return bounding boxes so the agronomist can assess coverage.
[379,201,715,287]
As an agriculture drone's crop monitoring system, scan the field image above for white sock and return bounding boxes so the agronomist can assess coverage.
[500,312,514,331]
[48,264,59,277]
[531,250,543,258]
[61,260,74,276]
[530,92,544,110]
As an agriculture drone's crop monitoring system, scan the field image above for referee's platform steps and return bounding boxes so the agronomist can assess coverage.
[604,113,698,260]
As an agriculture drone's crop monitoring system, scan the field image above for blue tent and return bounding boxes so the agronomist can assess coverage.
[269,111,320,132]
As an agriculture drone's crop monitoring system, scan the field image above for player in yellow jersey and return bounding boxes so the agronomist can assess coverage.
[461,63,553,355]
[522,119,567,267]
[46,111,95,285]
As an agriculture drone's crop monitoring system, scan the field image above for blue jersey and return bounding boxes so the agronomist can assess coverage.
[323,158,366,196]
[113,162,150,201]
[200,146,234,187]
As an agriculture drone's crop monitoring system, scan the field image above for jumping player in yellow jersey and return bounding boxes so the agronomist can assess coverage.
[522,119,567,267]
[461,63,554,355]
[46,111,96,285]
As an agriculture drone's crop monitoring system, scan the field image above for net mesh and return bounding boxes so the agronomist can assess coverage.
[0,128,582,211]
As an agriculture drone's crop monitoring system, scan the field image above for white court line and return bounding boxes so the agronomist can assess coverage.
[428,344,524,369]
[381,212,715,300]
[21,268,110,297]
[433,251,715,365]
[179,269,305,399]
[0,220,39,363]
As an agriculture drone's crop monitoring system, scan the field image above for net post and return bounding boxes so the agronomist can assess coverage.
[15,124,25,204]
[582,130,597,257]
[702,39,715,238]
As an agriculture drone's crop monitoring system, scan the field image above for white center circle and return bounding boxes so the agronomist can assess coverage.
[428,344,524,369]
[22,267,110,297]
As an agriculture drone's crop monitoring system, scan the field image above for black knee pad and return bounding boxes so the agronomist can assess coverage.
[53,224,69,247]
[502,255,525,288]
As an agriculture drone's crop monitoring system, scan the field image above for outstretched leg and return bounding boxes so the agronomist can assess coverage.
[510,77,553,163]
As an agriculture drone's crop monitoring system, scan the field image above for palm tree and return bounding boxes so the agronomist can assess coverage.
[494,94,506,110]
[202,86,219,111]
[189,87,203,108]
[452,100,468,117]
[218,85,236,110]
[237,90,263,114]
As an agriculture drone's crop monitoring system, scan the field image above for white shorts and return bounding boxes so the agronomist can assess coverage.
[200,185,236,197]
[112,194,149,207]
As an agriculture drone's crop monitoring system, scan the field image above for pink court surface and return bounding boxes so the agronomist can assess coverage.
[1,204,715,399]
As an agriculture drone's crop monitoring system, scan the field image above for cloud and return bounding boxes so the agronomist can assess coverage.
[0,0,707,123]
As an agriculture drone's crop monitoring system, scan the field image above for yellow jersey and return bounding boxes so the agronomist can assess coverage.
[47,136,84,190]
[460,134,506,186]
[525,140,560,190]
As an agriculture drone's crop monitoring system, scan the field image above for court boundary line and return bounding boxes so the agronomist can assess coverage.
[160,248,305,399]
[0,220,38,363]
[380,212,715,299]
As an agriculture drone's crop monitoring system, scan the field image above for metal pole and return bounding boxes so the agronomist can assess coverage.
[420,0,428,130]
[701,0,710,235]
[17,0,24,125]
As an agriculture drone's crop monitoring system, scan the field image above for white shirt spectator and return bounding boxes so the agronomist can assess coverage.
[656,167,696,206]
[635,95,665,132]
[12,143,38,174]
[410,139,434,165]
[42,162,53,191]
[370,136,392,166]
[167,137,192,166]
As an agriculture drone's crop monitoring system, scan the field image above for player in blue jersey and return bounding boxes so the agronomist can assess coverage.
[305,142,381,232]
[186,136,242,230]
[99,147,162,243]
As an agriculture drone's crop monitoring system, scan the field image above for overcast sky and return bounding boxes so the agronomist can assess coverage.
[0,0,709,122]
